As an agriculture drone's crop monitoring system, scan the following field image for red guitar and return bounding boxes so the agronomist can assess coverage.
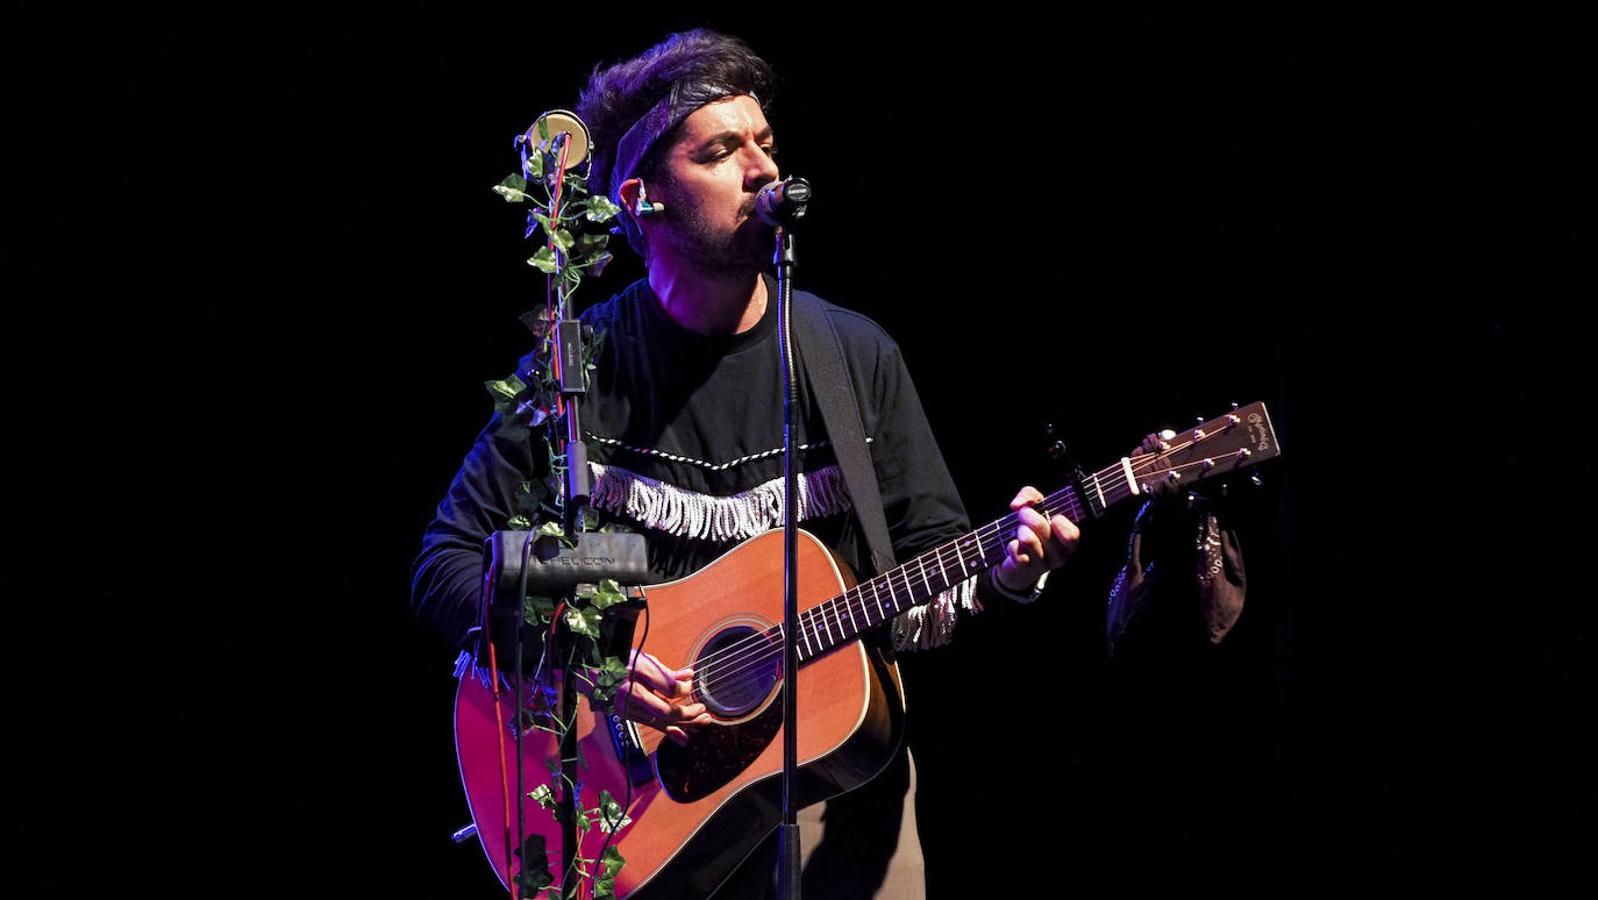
[455,403,1281,897]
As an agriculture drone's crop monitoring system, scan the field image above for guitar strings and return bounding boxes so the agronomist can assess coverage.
[685,434,1243,693]
[684,446,1146,677]
[683,506,1044,689]
[683,445,1205,688]
[632,424,1243,694]
[684,445,1178,680]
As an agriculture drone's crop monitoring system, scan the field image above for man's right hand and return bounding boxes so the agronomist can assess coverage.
[599,650,713,746]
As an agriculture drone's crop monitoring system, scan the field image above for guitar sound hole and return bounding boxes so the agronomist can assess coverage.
[694,625,780,718]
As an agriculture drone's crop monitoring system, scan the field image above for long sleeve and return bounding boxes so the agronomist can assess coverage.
[410,411,542,651]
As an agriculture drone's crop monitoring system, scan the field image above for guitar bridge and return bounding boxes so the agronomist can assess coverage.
[606,712,654,787]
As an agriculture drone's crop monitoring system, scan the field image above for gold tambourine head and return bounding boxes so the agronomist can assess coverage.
[525,109,591,171]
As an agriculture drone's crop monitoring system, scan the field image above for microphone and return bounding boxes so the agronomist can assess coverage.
[755,177,812,228]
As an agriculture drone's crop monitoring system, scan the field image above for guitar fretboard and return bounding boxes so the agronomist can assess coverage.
[785,454,1147,661]
[780,403,1277,662]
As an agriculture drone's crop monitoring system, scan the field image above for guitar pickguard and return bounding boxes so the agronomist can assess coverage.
[654,687,784,802]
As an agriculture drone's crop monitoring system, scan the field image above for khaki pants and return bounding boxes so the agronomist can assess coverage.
[713,749,924,899]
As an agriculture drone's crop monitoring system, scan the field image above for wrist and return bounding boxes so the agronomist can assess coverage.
[988,567,1047,604]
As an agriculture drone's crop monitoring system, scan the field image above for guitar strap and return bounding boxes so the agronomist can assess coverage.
[791,292,898,579]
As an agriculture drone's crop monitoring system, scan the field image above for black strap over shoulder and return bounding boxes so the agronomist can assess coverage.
[791,292,897,578]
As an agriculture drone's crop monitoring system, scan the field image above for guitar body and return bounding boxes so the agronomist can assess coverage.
[454,529,907,899]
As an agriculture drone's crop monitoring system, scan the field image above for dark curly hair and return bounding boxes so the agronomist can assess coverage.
[576,29,774,207]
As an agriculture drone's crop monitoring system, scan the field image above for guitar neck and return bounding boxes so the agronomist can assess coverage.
[790,401,1280,661]
[787,484,1091,663]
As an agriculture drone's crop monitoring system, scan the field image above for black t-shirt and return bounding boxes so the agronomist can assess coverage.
[413,276,987,652]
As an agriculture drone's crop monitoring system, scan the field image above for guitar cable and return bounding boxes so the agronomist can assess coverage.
[513,528,538,899]
[481,527,539,900]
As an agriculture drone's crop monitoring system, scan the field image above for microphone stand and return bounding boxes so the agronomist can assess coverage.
[774,224,802,900]
[765,176,809,899]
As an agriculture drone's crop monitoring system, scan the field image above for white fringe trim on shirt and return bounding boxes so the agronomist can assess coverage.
[891,576,982,652]
[589,462,853,543]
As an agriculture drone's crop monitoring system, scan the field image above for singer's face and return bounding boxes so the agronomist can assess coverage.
[649,94,780,273]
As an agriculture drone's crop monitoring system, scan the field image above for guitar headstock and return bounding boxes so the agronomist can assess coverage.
[1131,401,1281,495]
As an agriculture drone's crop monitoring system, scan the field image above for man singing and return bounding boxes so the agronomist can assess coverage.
[413,29,1080,898]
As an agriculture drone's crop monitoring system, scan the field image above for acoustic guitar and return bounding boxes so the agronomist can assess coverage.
[455,402,1281,897]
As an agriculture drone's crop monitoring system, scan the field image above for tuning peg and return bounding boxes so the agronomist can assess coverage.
[1202,458,1216,472]
[1044,425,1069,461]
[1250,473,1264,488]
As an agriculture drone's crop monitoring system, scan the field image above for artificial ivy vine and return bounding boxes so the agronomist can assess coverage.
[483,117,635,900]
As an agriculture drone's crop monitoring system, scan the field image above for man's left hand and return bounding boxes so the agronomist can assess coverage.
[996,485,1080,592]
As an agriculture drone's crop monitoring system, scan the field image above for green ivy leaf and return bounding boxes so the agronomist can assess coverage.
[564,605,602,639]
[494,174,533,203]
[523,593,556,623]
[594,846,625,899]
[486,374,527,403]
[590,578,627,610]
[527,246,560,273]
[552,229,575,252]
[528,783,557,811]
[594,655,629,689]
[523,151,544,180]
[595,790,632,834]
[584,195,621,222]
[507,514,532,529]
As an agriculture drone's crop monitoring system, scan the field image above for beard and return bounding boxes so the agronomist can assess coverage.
[657,193,773,275]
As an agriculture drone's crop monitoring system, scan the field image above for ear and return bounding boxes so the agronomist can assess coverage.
[620,177,666,221]
[617,177,644,223]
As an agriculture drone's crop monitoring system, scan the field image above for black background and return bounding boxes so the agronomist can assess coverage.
[9,7,1589,896]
